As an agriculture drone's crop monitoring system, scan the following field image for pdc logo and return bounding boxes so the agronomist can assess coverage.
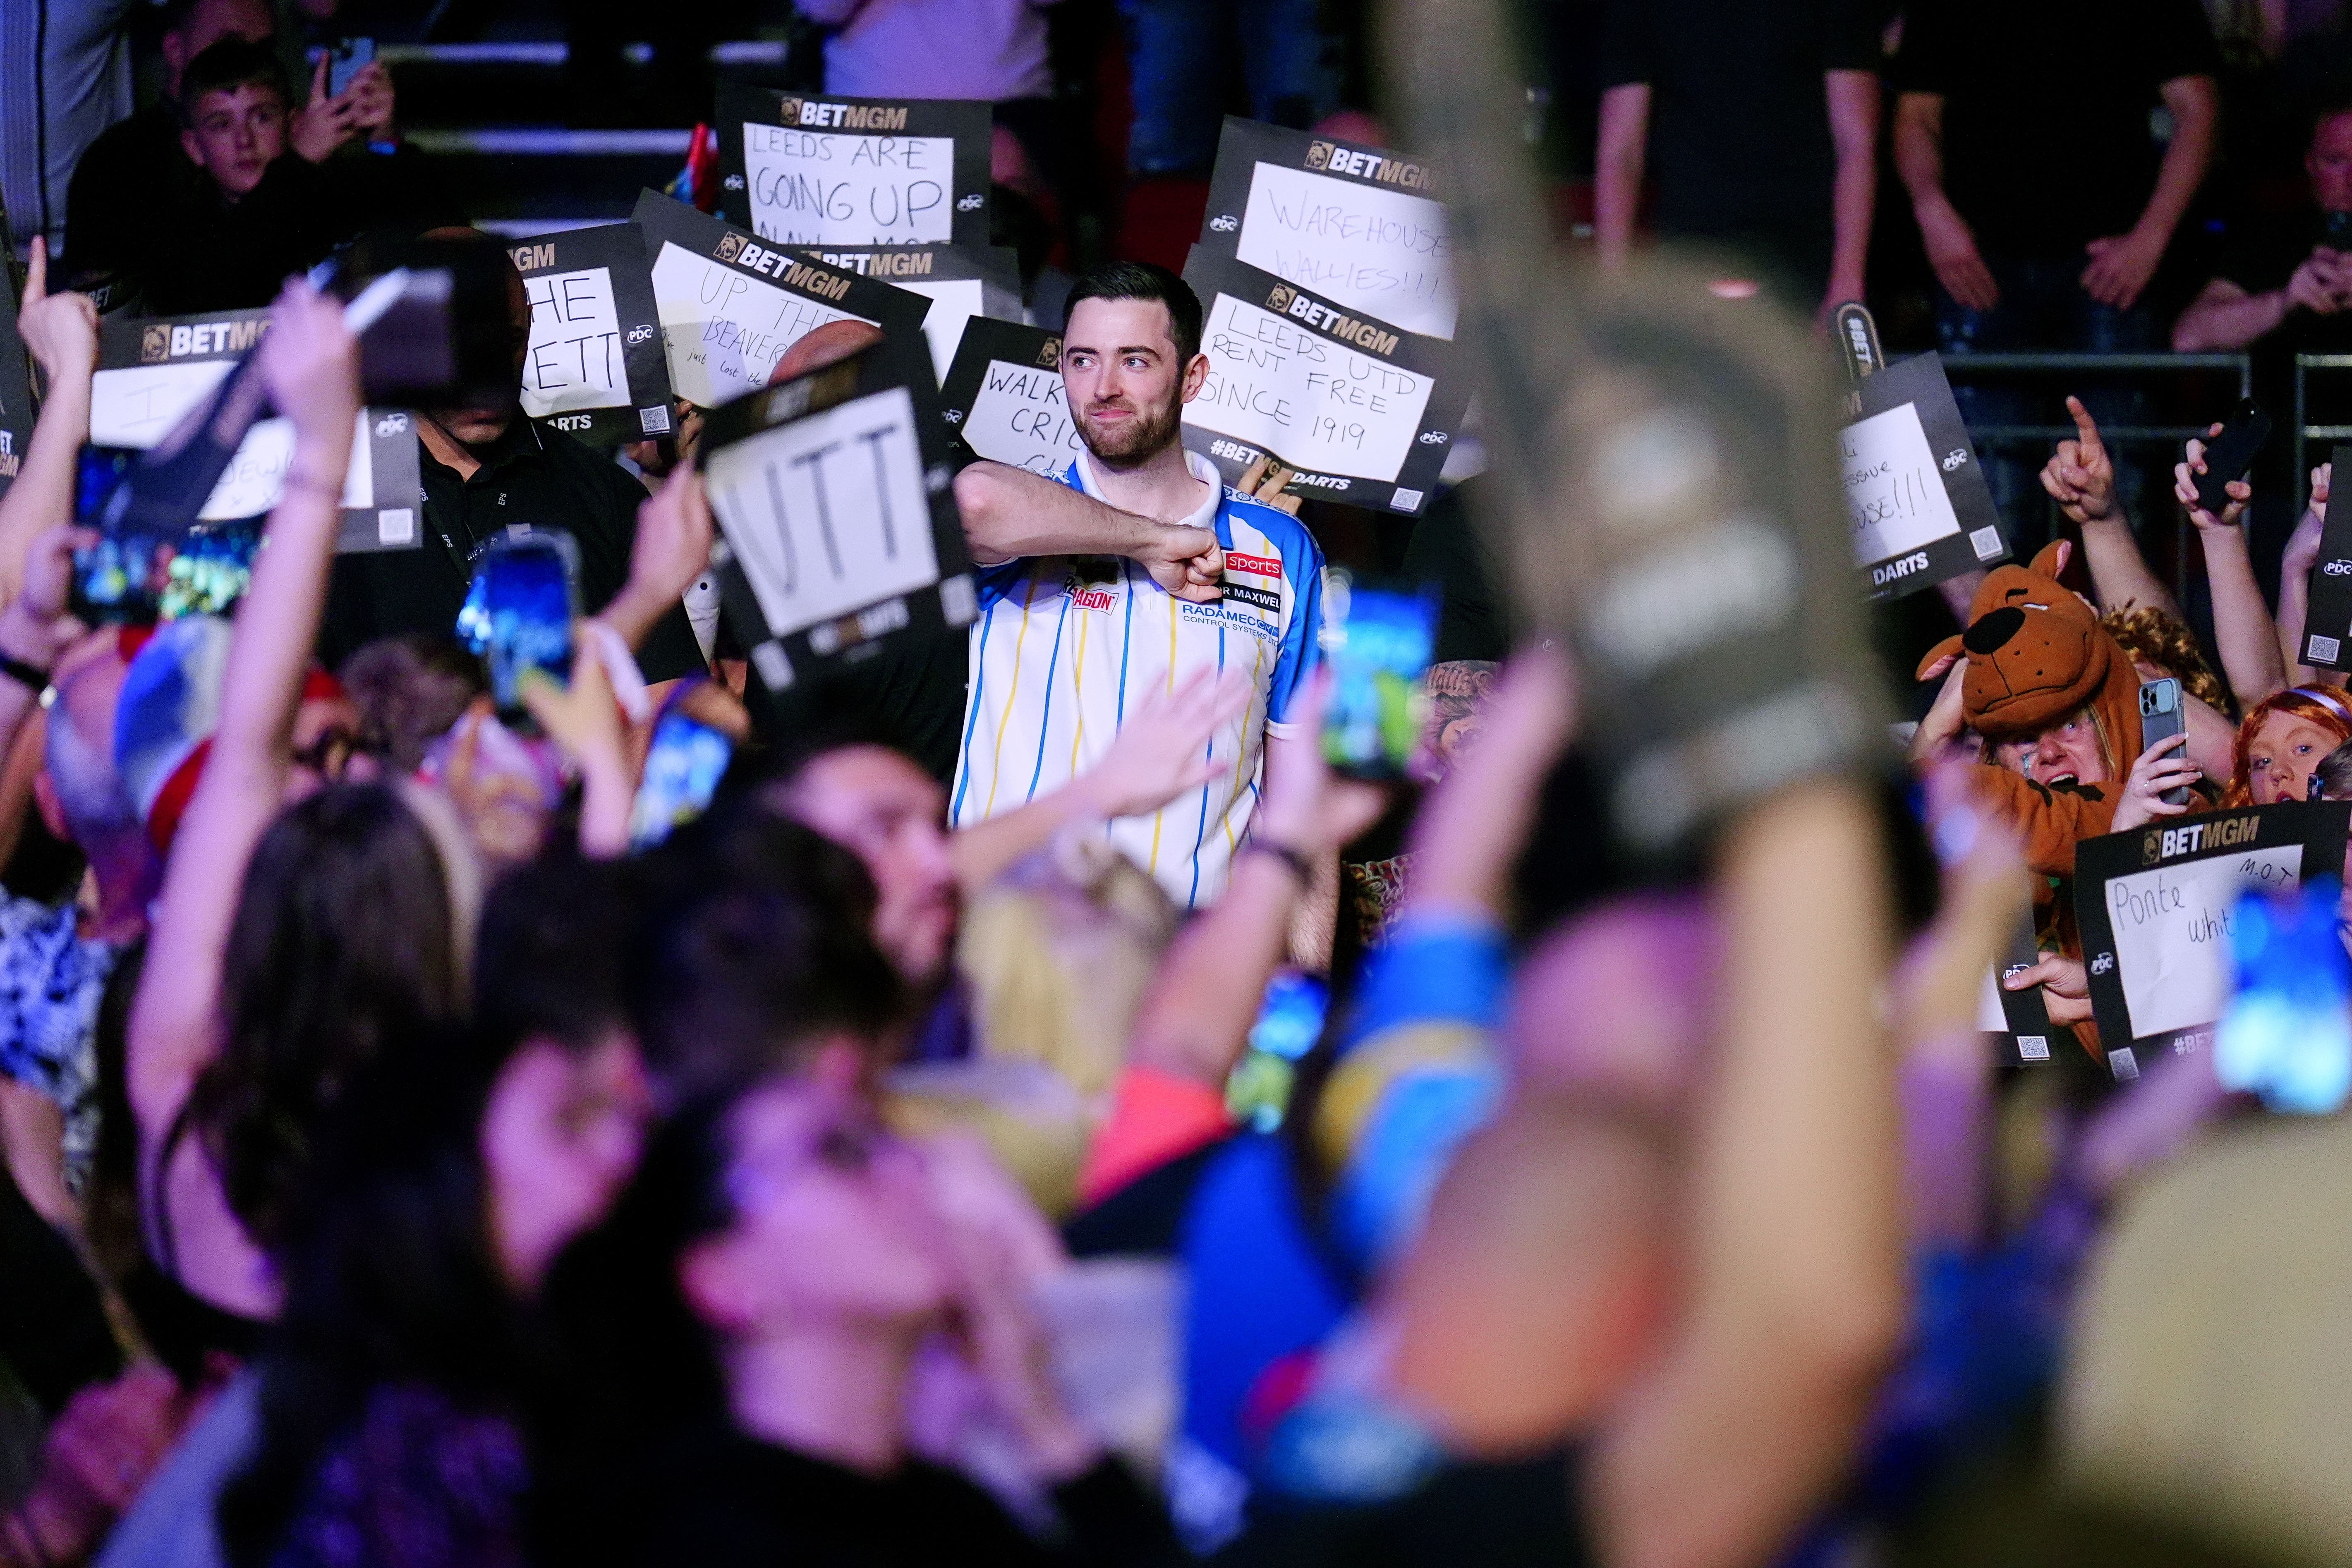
[140,325,172,364]
[714,233,747,263]
[1036,336,1061,367]
[1266,285,1296,314]
[1306,141,1334,170]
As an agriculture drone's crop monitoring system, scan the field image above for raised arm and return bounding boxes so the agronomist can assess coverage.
[1894,93,1998,313]
[1823,70,1880,314]
[2040,397,2178,617]
[0,242,100,606]
[2176,430,2290,706]
[1594,84,1651,272]
[1594,778,1903,1568]
[950,459,1221,600]
[1121,677,1385,1091]
[948,666,1251,891]
[125,281,359,1150]
[2279,463,2329,685]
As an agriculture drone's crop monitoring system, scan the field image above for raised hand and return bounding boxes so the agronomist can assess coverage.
[601,463,715,651]
[288,54,365,163]
[2108,731,2200,832]
[2038,395,2117,524]
[1236,452,1304,516]
[2287,248,2350,316]
[2082,229,2165,311]
[1071,666,1253,821]
[1255,670,1393,857]
[15,237,98,389]
[2286,462,2330,581]
[2175,424,2249,532]
[2001,952,2092,1027]
[1917,199,1998,313]
[347,59,396,141]
[1138,524,1223,603]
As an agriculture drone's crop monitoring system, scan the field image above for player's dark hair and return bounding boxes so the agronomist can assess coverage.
[1064,260,1203,363]
[177,36,290,123]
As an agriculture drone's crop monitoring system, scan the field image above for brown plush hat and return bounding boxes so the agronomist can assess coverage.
[1916,542,2141,760]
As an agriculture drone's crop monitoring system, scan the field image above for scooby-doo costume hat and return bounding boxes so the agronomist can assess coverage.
[1917,541,2141,760]
[1915,541,2139,890]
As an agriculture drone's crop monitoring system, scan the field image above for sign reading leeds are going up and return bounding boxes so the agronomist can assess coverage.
[717,86,991,250]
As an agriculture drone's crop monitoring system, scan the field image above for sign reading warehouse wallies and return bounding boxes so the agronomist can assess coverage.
[1177,249,1465,516]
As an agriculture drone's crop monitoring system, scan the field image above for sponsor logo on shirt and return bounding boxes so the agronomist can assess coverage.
[1224,552,1283,579]
[1066,583,1116,613]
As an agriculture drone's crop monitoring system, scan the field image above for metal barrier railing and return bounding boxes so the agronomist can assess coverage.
[2296,354,2352,506]
[1938,352,2254,601]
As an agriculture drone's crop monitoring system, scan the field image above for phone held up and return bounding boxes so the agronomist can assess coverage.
[2215,878,2352,1115]
[2137,677,2193,808]
[1319,570,1439,781]
[69,446,262,625]
[309,36,376,100]
[457,531,579,730]
[629,705,734,848]
[2192,398,2273,517]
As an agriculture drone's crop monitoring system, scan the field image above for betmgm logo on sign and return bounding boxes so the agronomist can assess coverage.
[772,96,911,132]
[2141,813,2261,866]
[141,318,267,363]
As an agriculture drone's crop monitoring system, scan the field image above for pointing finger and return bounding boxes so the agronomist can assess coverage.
[24,235,47,304]
[2065,395,2102,454]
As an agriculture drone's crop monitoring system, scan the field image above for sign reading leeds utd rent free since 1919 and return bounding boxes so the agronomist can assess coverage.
[505,221,676,448]
[697,328,977,693]
[1177,249,1464,517]
[936,317,1077,477]
[90,309,422,553]
[630,189,931,411]
[2074,800,2352,1082]
[716,85,992,251]
[1839,351,2010,599]
[1197,116,1454,341]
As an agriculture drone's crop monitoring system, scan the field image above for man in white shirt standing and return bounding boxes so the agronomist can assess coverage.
[949,261,1324,910]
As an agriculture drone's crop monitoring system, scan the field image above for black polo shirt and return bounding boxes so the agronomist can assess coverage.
[319,415,707,681]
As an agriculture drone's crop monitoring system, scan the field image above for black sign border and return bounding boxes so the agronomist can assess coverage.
[1847,351,2010,601]
[94,309,423,554]
[696,327,977,689]
[935,316,1071,474]
[716,84,991,251]
[2074,799,2352,1081]
[1177,249,1464,517]
[507,221,676,449]
[2300,442,2352,669]
[0,262,34,504]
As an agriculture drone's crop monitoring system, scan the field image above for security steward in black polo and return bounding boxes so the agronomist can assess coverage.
[320,230,705,682]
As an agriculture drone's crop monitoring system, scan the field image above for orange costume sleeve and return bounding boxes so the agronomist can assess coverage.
[1968,763,2118,880]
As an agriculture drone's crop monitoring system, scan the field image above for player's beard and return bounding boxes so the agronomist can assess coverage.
[1077,383,1183,467]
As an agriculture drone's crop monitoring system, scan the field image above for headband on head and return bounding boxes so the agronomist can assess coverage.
[2287,686,2352,728]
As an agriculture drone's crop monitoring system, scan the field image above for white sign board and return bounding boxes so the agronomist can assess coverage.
[648,241,878,408]
[521,266,629,418]
[1234,162,1454,340]
[704,385,939,635]
[91,361,370,519]
[1841,402,1963,566]
[741,124,959,246]
[2105,845,2305,1041]
[1190,290,1435,484]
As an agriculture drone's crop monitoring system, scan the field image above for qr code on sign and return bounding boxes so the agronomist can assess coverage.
[1969,526,2005,560]
[1389,488,1423,512]
[2016,1034,2049,1061]
[2311,634,2341,663]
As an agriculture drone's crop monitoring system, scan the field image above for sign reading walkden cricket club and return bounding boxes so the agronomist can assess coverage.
[1197,116,1454,340]
[1177,249,1465,516]
[936,317,1076,477]
[2074,800,2352,1082]
[697,328,976,692]
[630,189,930,411]
[717,84,991,251]
[91,309,422,553]
[505,221,676,448]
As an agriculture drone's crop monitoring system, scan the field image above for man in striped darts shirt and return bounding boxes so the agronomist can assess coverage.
[948,261,1324,910]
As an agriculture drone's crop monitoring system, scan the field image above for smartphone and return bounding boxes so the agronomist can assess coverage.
[2214,878,2352,1114]
[311,36,376,99]
[628,709,733,848]
[459,533,578,722]
[68,446,263,623]
[2137,677,2192,808]
[1318,571,1438,781]
[2193,399,2273,516]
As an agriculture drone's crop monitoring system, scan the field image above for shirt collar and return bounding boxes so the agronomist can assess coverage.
[1069,447,1224,536]
[429,410,544,479]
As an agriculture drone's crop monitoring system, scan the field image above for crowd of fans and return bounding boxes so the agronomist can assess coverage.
[4,1,2352,1567]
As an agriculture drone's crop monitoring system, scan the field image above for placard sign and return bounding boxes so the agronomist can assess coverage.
[1840,352,2008,599]
[631,189,930,411]
[793,244,1021,385]
[91,311,422,553]
[1178,250,1464,515]
[716,85,991,250]
[0,270,32,503]
[937,317,1076,476]
[698,328,976,690]
[505,222,675,447]
[1973,911,2060,1066]
[1198,117,1454,340]
[2296,443,2352,669]
[2074,800,2352,1082]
